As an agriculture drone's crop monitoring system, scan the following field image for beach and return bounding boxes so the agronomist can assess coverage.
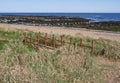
[0,23,120,42]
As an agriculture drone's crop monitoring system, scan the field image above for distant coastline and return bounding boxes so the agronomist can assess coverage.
[0,14,120,32]
[0,13,120,22]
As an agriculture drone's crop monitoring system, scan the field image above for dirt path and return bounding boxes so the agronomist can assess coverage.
[0,23,120,42]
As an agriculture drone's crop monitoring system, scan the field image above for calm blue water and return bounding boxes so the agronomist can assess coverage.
[0,13,120,22]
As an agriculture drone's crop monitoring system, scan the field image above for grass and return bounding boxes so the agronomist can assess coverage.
[94,39,120,60]
[0,40,9,50]
[0,42,103,83]
[0,28,119,61]
[0,28,120,82]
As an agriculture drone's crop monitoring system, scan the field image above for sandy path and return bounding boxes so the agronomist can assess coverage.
[0,23,120,42]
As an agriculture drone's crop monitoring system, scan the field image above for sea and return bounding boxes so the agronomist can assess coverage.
[0,13,120,22]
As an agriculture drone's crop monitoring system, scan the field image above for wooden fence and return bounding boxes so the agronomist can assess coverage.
[23,32,94,54]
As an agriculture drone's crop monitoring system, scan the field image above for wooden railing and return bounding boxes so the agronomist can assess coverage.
[23,32,94,54]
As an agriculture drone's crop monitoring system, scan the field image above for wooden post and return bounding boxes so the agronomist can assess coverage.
[74,43,76,49]
[70,37,72,46]
[60,36,63,46]
[91,40,94,54]
[52,34,56,48]
[80,39,82,47]
[30,33,32,44]
[44,33,47,46]
[23,32,26,43]
[37,32,40,45]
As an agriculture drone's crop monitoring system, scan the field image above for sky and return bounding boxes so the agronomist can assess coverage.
[0,0,120,13]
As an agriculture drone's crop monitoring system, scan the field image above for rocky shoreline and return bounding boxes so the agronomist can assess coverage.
[0,16,90,27]
[0,15,120,31]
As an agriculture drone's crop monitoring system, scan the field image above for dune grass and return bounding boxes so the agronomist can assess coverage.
[0,28,120,83]
[0,40,103,83]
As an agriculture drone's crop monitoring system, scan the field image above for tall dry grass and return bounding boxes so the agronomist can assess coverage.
[0,28,120,83]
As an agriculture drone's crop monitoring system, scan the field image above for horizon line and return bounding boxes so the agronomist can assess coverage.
[0,12,120,13]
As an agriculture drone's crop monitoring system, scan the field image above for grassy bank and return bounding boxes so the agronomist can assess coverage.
[0,28,120,83]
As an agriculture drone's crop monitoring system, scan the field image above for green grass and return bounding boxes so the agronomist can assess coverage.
[0,40,9,50]
[0,28,120,60]
[0,42,103,83]
[0,28,120,82]
[94,39,120,60]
